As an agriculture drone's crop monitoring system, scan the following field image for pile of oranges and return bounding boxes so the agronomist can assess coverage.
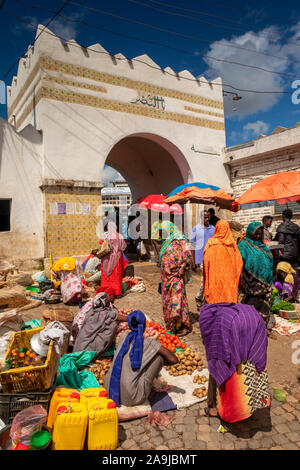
[146,320,186,352]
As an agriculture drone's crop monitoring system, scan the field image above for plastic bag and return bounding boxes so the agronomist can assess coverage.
[10,405,47,442]
[32,271,47,284]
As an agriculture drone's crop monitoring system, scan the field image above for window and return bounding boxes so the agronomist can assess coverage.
[0,199,11,232]
[274,201,300,215]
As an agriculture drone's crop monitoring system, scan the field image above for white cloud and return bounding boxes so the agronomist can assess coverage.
[102,166,125,187]
[202,24,300,118]
[11,12,83,41]
[242,120,269,140]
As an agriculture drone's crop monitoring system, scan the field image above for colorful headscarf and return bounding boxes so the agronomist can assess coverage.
[109,310,146,407]
[238,221,274,285]
[276,261,296,285]
[159,221,187,263]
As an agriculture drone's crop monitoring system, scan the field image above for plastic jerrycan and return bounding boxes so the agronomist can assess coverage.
[47,388,80,430]
[51,402,88,450]
[80,388,118,450]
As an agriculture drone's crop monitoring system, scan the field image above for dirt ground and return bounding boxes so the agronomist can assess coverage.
[22,260,300,399]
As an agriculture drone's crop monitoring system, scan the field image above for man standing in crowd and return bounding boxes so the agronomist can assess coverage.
[275,209,300,274]
[190,210,215,302]
[208,208,220,227]
[262,215,273,243]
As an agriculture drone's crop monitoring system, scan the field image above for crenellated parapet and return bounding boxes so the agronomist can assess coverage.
[7,24,224,132]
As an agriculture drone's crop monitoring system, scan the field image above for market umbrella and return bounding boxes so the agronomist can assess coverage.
[235,171,300,210]
[164,185,235,210]
[167,182,220,198]
[138,194,183,214]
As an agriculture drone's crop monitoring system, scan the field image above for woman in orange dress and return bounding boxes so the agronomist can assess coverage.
[203,219,243,304]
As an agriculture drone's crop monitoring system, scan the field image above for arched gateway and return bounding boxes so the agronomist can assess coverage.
[2,25,230,260]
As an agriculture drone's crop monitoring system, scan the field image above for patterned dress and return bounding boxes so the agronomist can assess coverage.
[161,239,192,333]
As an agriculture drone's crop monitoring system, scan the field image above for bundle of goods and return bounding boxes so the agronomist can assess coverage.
[0,405,52,450]
[41,308,74,333]
[164,350,204,376]
[0,284,30,310]
[89,359,112,386]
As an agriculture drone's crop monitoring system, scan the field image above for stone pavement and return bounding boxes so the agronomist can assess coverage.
[116,397,300,450]
[115,294,300,451]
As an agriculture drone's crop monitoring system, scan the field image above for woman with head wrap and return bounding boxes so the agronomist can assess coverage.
[159,220,193,336]
[99,219,128,297]
[203,220,243,304]
[275,261,299,303]
[238,221,274,326]
[104,311,178,407]
[71,291,128,348]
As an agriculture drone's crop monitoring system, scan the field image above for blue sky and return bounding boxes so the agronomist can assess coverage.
[0,0,300,154]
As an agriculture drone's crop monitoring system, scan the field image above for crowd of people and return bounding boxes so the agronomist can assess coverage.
[51,207,299,426]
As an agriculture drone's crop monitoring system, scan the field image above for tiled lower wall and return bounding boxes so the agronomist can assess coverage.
[44,188,101,259]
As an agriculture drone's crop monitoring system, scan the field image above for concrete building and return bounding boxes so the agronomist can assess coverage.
[1,25,300,263]
[225,123,300,233]
[0,24,229,261]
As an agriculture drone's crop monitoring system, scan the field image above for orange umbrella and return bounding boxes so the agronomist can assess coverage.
[165,185,235,210]
[236,171,300,209]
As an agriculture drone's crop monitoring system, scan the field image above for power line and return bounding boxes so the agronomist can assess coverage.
[5,4,300,85]
[2,0,72,79]
[2,10,293,95]
[65,0,300,64]
[127,0,300,47]
[13,0,300,67]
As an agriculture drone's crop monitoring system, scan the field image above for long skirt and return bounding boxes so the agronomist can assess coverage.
[208,361,271,423]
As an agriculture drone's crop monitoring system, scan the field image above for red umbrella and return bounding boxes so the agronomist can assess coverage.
[138,194,183,214]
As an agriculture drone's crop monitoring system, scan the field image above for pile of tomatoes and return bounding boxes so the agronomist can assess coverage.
[146,320,186,352]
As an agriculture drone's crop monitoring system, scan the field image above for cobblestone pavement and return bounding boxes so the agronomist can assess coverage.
[22,261,300,450]
[113,263,300,451]
[116,397,300,451]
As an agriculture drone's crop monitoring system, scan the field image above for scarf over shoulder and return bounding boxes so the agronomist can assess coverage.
[238,221,274,286]
[203,220,243,303]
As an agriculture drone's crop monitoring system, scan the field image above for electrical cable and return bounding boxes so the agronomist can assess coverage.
[1,10,293,94]
[2,0,72,79]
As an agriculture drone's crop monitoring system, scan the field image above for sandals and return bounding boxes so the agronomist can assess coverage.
[204,407,220,419]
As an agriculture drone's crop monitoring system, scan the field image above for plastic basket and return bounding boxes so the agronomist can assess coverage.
[0,385,55,425]
[0,327,57,394]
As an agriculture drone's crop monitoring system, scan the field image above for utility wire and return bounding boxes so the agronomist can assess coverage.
[2,0,72,79]
[190,0,300,26]
[127,0,299,40]
[64,0,300,63]
[127,0,300,46]
[4,4,300,84]
[13,0,300,68]
[2,10,293,95]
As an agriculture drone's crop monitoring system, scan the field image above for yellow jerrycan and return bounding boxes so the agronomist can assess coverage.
[47,388,80,430]
[52,402,88,450]
[80,387,118,450]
